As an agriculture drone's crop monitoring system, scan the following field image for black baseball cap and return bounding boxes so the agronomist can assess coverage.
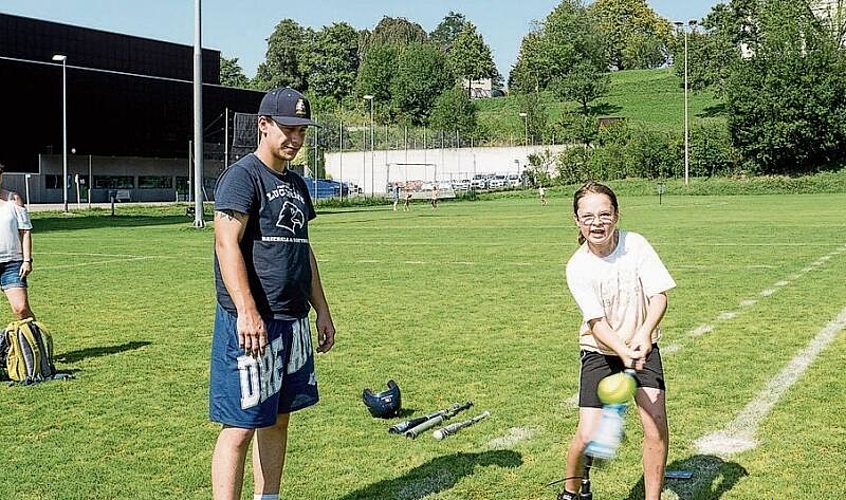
[258,87,319,127]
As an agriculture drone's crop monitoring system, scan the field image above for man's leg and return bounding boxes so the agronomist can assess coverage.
[212,426,256,500]
[635,388,668,500]
[563,407,602,495]
[253,413,291,495]
[4,287,34,319]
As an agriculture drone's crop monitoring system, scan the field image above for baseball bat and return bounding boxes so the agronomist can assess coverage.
[405,414,446,439]
[388,413,440,434]
[404,401,473,439]
[433,410,490,440]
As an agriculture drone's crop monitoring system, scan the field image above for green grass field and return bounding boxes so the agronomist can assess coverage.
[2,193,845,500]
[476,68,724,137]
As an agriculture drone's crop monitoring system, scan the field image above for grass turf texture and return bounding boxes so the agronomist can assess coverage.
[475,68,724,138]
[1,193,845,499]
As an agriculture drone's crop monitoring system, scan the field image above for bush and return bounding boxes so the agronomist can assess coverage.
[689,124,741,177]
[555,147,592,185]
[624,129,680,179]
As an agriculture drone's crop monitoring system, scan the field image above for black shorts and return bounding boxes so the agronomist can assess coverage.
[578,345,665,408]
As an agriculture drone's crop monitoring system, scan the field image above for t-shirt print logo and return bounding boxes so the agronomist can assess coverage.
[276,201,305,233]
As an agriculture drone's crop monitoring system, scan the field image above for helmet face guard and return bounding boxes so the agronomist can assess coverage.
[362,379,401,418]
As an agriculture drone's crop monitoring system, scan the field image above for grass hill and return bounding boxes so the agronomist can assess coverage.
[475,67,726,139]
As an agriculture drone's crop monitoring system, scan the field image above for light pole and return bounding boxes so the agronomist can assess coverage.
[363,95,374,197]
[52,54,68,212]
[519,112,528,146]
[519,112,528,173]
[192,0,205,228]
[675,20,697,186]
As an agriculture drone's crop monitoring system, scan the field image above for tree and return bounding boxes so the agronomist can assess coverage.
[428,86,477,135]
[298,22,360,102]
[725,0,846,174]
[589,0,674,70]
[430,11,467,52]
[448,22,498,97]
[622,32,669,70]
[355,43,400,115]
[551,60,610,116]
[220,56,249,88]
[509,1,605,92]
[674,1,755,93]
[514,91,548,144]
[254,19,309,91]
[363,16,427,49]
[390,43,453,125]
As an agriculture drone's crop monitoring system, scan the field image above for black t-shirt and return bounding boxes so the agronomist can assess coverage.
[213,154,316,319]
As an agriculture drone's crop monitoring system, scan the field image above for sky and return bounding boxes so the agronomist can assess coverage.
[2,0,722,80]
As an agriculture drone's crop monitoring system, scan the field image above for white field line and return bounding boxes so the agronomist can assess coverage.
[661,244,846,354]
[41,251,151,258]
[323,240,840,248]
[38,256,157,270]
[694,305,846,457]
[486,427,536,450]
[341,259,537,267]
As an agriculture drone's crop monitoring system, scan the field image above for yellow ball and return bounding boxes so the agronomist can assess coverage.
[597,372,636,404]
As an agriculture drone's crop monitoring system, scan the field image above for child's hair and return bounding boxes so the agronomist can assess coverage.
[573,181,619,245]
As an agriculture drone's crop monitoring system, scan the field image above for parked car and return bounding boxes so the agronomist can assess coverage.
[507,173,521,188]
[488,174,508,189]
[470,174,487,190]
[452,179,470,191]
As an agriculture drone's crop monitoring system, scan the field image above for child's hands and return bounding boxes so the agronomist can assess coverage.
[620,347,644,371]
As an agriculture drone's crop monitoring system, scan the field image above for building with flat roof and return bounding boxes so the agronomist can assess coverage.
[0,13,264,203]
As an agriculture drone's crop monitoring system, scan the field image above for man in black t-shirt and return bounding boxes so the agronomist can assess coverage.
[209,87,335,500]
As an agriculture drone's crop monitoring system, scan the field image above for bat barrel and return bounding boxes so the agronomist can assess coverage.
[405,415,445,439]
[432,410,490,440]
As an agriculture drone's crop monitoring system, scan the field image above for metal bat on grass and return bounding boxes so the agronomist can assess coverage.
[433,410,490,440]
[388,411,443,434]
[404,401,473,439]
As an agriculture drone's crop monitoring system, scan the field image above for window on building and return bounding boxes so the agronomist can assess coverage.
[138,175,173,189]
[45,174,62,189]
[175,176,189,192]
[93,176,135,189]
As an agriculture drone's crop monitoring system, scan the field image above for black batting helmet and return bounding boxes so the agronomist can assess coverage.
[362,379,402,418]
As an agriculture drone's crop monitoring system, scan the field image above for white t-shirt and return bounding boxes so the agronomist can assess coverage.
[0,199,32,263]
[566,230,676,355]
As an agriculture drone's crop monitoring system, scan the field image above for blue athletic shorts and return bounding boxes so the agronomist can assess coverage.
[209,305,319,428]
[578,345,665,408]
[0,260,26,291]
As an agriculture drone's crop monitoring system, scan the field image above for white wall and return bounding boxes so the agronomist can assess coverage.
[325,144,570,196]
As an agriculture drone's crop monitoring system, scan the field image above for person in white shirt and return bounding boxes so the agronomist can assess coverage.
[558,182,675,500]
[0,164,36,320]
[538,185,548,206]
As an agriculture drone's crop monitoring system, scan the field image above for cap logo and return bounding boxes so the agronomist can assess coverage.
[295,98,307,116]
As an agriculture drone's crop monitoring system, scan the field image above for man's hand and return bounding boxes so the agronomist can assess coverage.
[315,312,335,353]
[237,311,267,357]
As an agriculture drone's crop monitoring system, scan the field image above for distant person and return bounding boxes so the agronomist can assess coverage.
[392,183,400,211]
[557,182,674,500]
[539,185,548,206]
[430,184,439,210]
[0,164,36,321]
[403,185,412,211]
[210,87,336,500]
